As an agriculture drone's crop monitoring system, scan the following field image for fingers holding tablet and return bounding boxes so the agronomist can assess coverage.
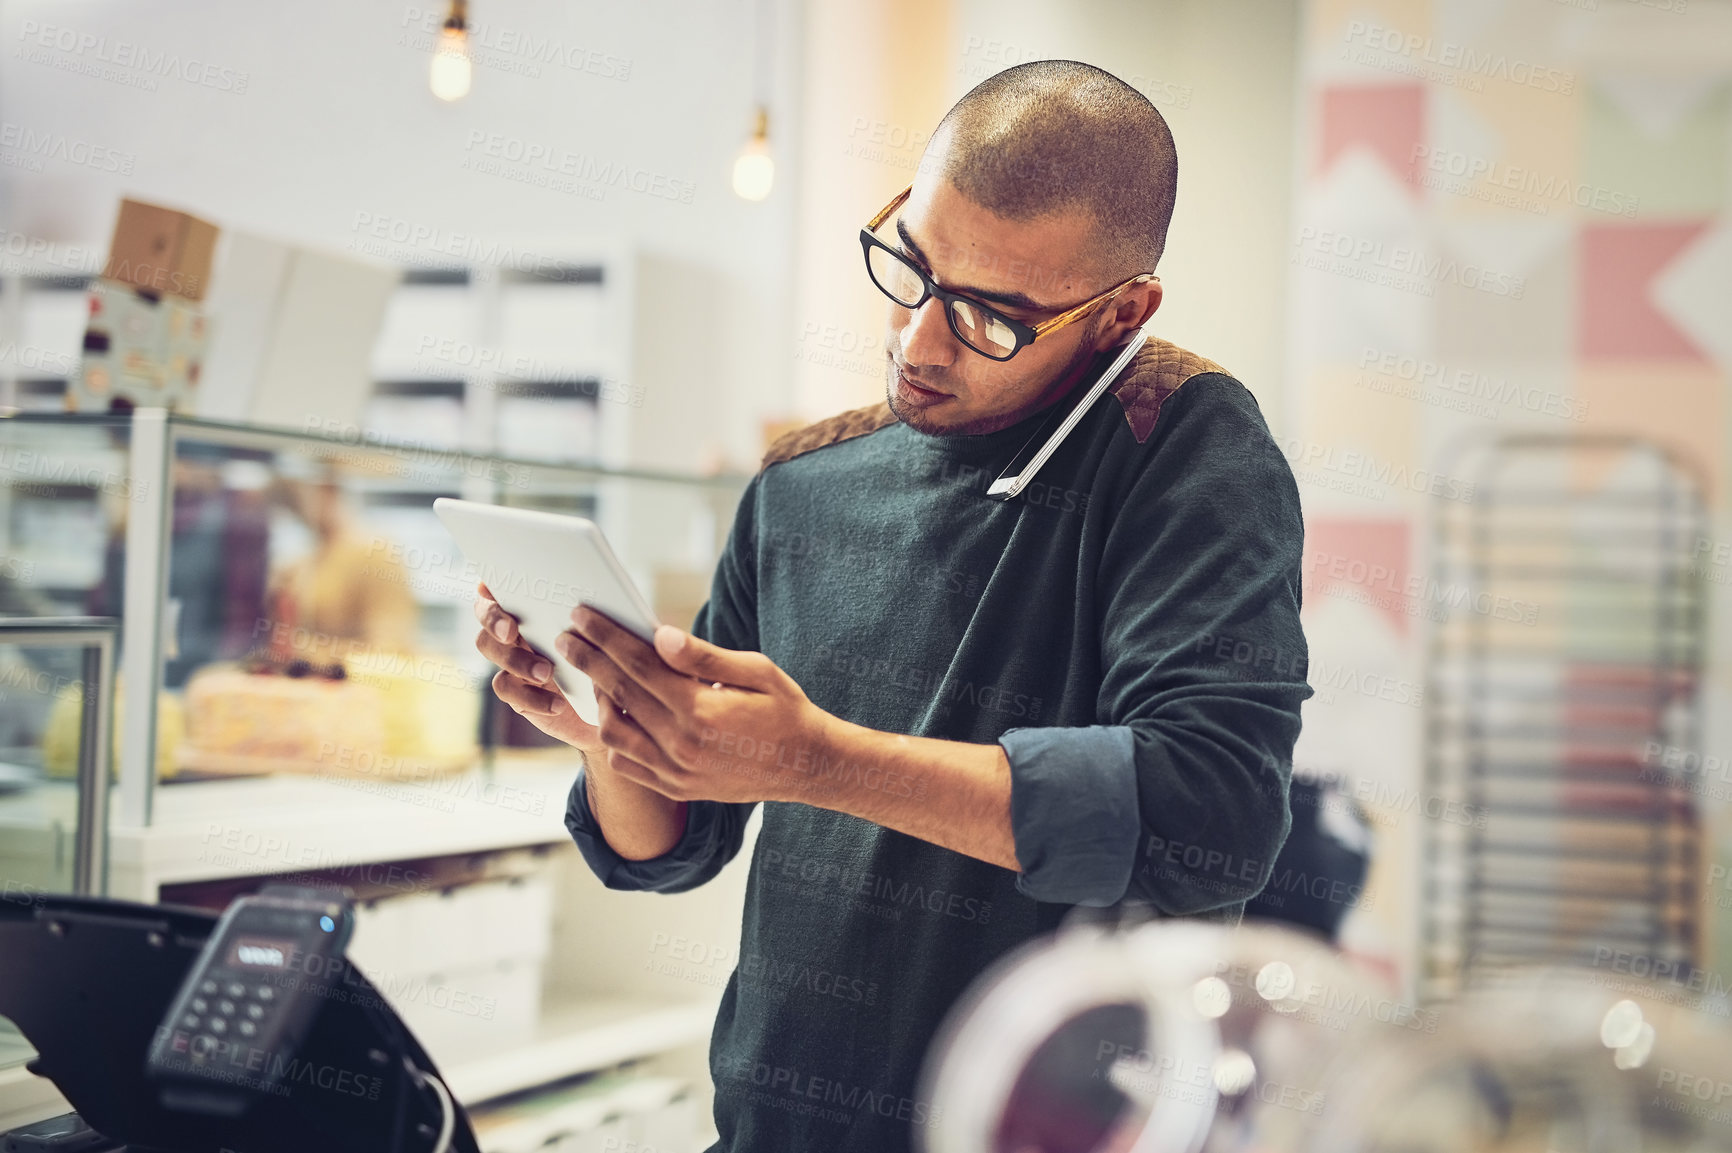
[474,582,519,644]
[473,586,549,683]
[476,625,554,688]
[474,582,570,719]
[559,623,676,733]
[440,502,670,750]
[468,583,619,764]
[491,667,567,716]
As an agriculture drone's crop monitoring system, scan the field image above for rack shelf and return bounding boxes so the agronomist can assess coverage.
[1421,434,1707,1000]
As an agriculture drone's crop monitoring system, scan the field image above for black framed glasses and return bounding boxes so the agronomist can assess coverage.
[860,183,1155,361]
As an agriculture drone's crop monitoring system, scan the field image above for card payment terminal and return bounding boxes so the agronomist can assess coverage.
[144,884,355,1114]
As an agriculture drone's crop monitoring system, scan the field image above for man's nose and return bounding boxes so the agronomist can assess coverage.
[898,298,956,369]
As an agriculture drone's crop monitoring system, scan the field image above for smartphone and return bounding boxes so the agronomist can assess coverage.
[987,327,1151,500]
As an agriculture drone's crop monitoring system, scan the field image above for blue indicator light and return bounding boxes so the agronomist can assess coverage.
[319,915,335,932]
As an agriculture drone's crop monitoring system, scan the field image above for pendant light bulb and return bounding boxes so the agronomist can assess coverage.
[733,106,774,202]
[430,3,472,102]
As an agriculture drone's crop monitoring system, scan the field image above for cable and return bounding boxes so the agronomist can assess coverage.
[405,1057,456,1153]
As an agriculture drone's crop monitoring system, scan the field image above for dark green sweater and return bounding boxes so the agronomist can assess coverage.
[565,338,1311,1152]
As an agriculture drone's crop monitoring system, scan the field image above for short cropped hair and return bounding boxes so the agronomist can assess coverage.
[928,60,1178,280]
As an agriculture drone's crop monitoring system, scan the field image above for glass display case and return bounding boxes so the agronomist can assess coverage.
[0,616,115,1090]
[0,406,751,902]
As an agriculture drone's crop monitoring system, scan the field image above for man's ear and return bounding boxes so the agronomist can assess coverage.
[1097,279,1163,348]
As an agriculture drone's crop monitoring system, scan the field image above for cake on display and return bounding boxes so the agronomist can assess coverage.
[180,645,477,780]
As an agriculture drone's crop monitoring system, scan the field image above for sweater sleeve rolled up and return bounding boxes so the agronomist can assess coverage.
[999,377,1311,912]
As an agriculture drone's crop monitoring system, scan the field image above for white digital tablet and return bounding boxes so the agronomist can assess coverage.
[433,498,661,715]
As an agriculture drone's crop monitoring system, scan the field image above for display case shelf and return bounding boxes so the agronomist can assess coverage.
[0,753,583,900]
[120,755,583,898]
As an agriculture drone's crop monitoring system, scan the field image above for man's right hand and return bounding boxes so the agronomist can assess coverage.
[472,582,604,758]
[473,582,689,861]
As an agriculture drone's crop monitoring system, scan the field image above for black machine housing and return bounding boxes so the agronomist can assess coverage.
[0,892,478,1153]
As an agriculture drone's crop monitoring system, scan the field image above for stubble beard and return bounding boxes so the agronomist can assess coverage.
[885,319,1105,438]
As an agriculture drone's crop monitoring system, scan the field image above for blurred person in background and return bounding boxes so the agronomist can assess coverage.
[88,449,271,688]
[260,469,418,659]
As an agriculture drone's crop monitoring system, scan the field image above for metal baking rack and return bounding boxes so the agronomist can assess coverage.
[1421,433,1706,999]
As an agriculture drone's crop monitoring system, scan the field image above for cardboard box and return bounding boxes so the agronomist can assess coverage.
[197,232,399,429]
[103,198,219,301]
[71,277,209,411]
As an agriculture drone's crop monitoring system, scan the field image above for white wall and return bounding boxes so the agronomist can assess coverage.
[789,0,956,421]
[0,0,801,472]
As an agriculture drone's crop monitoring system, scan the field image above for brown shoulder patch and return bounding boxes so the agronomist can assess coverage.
[1108,337,1230,443]
[759,401,897,470]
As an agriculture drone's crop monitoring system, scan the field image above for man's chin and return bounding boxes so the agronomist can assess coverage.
[887,381,961,435]
[889,382,1042,438]
[888,390,938,432]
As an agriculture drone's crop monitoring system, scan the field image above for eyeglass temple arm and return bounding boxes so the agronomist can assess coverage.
[1030,273,1159,337]
[867,184,914,232]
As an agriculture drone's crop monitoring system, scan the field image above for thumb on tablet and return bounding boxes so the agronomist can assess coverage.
[654,625,767,691]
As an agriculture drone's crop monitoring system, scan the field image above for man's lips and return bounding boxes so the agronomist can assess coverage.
[895,367,949,397]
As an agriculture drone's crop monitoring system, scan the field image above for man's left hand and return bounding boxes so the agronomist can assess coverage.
[557,605,841,805]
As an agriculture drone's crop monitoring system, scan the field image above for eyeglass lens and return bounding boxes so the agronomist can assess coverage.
[866,243,1019,359]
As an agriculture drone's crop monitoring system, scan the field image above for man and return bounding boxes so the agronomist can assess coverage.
[475,60,1310,1153]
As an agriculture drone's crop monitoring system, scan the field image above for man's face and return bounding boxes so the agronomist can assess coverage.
[883,177,1119,437]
